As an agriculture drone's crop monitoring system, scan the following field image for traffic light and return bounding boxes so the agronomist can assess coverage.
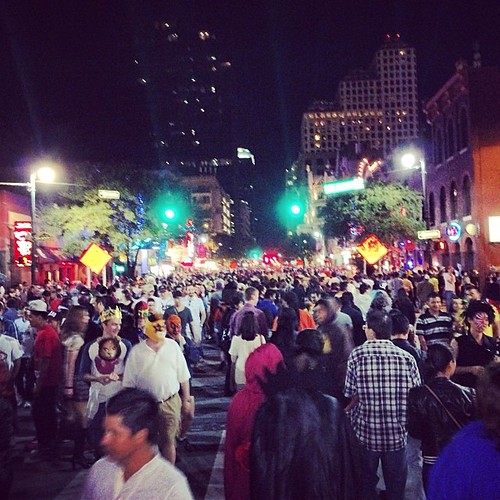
[164,209,175,220]
[277,189,307,229]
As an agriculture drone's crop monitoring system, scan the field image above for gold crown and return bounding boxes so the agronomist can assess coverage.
[100,307,123,323]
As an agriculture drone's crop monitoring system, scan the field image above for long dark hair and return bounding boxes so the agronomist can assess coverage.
[423,343,455,382]
[250,388,340,500]
[240,310,257,341]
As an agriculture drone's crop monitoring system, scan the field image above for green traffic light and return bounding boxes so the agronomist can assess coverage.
[165,209,175,220]
[290,204,301,215]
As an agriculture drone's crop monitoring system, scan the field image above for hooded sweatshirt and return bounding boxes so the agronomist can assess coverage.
[224,344,284,500]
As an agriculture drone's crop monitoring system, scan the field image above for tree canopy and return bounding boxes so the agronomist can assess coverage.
[321,181,424,246]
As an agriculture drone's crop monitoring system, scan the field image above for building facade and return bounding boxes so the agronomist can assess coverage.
[301,35,419,177]
[180,175,232,237]
[424,61,500,276]
[133,2,235,172]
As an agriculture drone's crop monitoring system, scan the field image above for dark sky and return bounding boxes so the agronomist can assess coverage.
[0,0,499,244]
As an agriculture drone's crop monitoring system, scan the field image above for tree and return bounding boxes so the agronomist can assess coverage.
[281,233,317,261]
[37,181,152,276]
[321,181,424,246]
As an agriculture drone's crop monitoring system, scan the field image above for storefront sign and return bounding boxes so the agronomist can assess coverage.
[13,221,32,267]
[417,229,441,240]
[489,216,500,243]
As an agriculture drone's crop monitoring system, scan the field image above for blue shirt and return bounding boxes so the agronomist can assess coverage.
[428,420,500,500]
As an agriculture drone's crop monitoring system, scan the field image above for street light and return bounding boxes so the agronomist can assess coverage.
[0,164,56,284]
[398,149,427,226]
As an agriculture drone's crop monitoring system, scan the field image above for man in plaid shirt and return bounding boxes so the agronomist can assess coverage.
[344,309,421,500]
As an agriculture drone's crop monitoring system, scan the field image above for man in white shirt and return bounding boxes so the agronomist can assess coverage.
[82,388,193,500]
[183,285,206,345]
[122,315,191,464]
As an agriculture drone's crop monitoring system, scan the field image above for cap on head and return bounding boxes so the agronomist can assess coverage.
[29,300,48,314]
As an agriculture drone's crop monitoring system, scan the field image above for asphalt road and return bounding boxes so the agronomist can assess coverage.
[8,343,229,500]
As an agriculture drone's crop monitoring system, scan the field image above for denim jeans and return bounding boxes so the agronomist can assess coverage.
[360,444,408,500]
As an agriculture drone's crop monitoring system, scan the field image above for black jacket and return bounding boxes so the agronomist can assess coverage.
[408,377,475,458]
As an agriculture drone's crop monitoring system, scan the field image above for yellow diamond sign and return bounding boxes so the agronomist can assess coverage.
[80,243,112,274]
[357,234,388,265]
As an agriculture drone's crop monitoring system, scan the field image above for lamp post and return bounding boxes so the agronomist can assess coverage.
[399,151,427,227]
[0,165,56,284]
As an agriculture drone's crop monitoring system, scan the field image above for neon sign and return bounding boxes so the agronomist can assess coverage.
[445,222,461,242]
[13,221,32,267]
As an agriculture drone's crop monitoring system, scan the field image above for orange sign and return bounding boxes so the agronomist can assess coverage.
[80,243,112,274]
[357,234,388,264]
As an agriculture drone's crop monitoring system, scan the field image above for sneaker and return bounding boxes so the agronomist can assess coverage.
[23,401,31,409]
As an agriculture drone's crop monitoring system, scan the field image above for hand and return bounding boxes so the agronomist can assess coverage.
[470,366,485,377]
[97,375,112,385]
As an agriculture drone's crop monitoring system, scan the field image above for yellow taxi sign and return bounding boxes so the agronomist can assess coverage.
[80,243,112,274]
[357,234,388,265]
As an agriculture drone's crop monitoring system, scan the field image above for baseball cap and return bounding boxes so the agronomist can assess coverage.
[159,285,168,292]
[172,289,183,298]
[28,300,48,313]
[47,310,61,321]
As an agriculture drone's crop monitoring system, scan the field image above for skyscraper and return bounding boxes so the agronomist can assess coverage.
[301,35,419,176]
[133,2,235,173]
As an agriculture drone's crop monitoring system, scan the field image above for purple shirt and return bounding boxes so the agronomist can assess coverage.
[229,303,269,338]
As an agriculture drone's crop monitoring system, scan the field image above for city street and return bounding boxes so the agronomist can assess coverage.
[9,343,229,500]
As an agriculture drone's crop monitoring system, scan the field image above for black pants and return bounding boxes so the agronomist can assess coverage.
[16,358,35,401]
[32,386,58,451]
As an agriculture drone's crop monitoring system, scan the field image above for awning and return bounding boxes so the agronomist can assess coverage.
[37,246,78,264]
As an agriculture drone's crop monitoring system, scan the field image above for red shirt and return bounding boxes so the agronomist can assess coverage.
[33,323,62,387]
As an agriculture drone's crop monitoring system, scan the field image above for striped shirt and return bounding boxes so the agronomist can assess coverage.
[415,310,453,345]
[344,340,421,452]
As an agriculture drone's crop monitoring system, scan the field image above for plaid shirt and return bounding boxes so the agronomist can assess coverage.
[344,340,421,452]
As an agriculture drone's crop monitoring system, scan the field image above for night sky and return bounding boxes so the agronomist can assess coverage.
[0,0,499,244]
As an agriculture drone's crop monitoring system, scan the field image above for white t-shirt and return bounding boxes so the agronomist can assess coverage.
[0,335,23,369]
[122,339,190,401]
[229,335,266,385]
[83,454,193,500]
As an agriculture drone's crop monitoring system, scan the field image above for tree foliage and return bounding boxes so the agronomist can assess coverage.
[321,181,424,245]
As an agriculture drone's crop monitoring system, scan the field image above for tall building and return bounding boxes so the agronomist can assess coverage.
[133,2,235,173]
[423,60,500,276]
[301,35,419,176]
[180,175,232,237]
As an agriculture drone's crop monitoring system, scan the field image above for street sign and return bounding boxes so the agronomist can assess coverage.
[357,234,388,264]
[323,177,365,196]
[417,229,441,240]
[98,189,120,200]
[80,243,112,273]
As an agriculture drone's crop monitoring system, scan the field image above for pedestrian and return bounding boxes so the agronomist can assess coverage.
[453,300,498,388]
[229,310,266,390]
[122,314,191,464]
[344,309,421,500]
[82,388,193,499]
[75,306,131,459]
[415,292,453,351]
[224,344,284,500]
[408,343,475,493]
[427,362,500,499]
[29,299,62,459]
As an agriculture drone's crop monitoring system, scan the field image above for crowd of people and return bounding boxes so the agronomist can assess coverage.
[0,264,499,499]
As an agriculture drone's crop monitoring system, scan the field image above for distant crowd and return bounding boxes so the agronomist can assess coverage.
[0,264,499,499]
